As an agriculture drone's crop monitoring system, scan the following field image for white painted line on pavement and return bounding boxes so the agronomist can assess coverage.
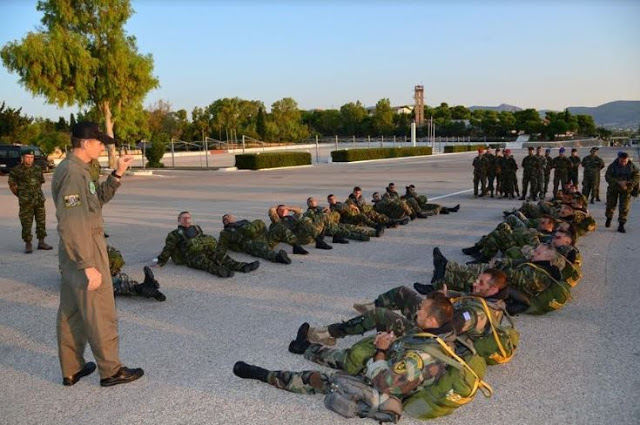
[431,189,473,200]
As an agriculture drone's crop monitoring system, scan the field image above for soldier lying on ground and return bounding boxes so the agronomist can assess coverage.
[304,269,518,366]
[402,184,460,216]
[108,245,166,301]
[382,182,429,218]
[305,196,381,242]
[219,214,298,264]
[346,186,409,228]
[327,193,387,233]
[233,293,458,423]
[153,211,259,278]
[268,204,332,250]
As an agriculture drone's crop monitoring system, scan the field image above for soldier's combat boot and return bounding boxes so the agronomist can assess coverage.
[518,196,526,200]
[217,267,234,278]
[134,281,167,302]
[332,235,349,244]
[448,204,460,213]
[292,244,309,255]
[590,198,594,204]
[37,239,53,250]
[288,322,310,354]
[605,217,612,228]
[439,208,450,215]
[233,361,269,382]
[618,223,626,233]
[416,211,429,219]
[241,261,260,273]
[409,213,417,220]
[143,266,159,288]
[308,326,336,346]
[398,216,410,225]
[462,244,481,255]
[24,242,33,254]
[375,224,385,237]
[353,301,375,314]
[275,250,291,264]
[315,236,333,250]
[414,282,436,295]
[432,247,448,283]
[490,190,494,198]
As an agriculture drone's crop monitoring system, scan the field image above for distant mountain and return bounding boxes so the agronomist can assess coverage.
[468,104,522,112]
[470,100,639,130]
[566,101,640,130]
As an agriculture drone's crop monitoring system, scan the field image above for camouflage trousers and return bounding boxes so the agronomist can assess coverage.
[238,240,279,262]
[553,171,569,197]
[473,173,487,196]
[582,173,601,202]
[412,195,442,216]
[186,248,247,275]
[518,201,556,219]
[478,223,540,260]
[266,223,300,248]
[312,215,372,241]
[272,219,318,245]
[18,200,47,242]
[340,210,378,228]
[375,201,411,219]
[487,173,495,193]
[569,169,579,186]
[266,369,332,395]
[541,172,551,198]
[605,186,633,224]
[112,272,139,296]
[501,173,517,197]
[435,260,551,295]
[521,172,539,199]
[362,205,391,225]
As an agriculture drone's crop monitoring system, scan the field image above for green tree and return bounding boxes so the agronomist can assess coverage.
[270,97,309,142]
[1,0,158,167]
[340,101,368,136]
[0,101,33,144]
[514,108,542,135]
[451,105,471,120]
[256,107,266,140]
[372,98,394,135]
[576,114,596,136]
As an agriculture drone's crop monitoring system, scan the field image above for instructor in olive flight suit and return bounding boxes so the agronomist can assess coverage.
[52,122,143,387]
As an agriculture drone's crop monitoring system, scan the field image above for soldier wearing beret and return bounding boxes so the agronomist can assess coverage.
[581,147,605,203]
[604,151,640,233]
[8,149,53,253]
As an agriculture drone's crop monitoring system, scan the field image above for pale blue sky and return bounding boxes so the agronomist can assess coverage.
[1,0,639,120]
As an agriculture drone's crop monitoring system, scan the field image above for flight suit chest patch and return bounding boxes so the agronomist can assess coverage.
[89,181,96,195]
[64,194,81,208]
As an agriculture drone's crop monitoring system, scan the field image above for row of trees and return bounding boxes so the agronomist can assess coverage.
[1,97,634,157]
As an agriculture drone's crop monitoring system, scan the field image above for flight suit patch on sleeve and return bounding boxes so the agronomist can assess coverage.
[64,194,81,208]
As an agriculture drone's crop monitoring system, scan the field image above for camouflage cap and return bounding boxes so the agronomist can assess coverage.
[21,149,35,156]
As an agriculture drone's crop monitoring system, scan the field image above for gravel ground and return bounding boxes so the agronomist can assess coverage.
[0,147,638,425]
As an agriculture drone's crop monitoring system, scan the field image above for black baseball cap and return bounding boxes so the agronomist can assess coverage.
[72,122,116,145]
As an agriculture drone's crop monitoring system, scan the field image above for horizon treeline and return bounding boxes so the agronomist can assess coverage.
[0,97,625,154]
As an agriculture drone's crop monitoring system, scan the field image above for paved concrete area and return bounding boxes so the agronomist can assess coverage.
[1,147,638,425]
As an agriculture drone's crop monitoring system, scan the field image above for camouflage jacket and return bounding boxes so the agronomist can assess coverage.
[347,193,368,211]
[448,292,507,339]
[472,156,487,175]
[382,188,401,201]
[552,156,572,174]
[8,163,45,204]
[365,329,453,398]
[521,154,540,172]
[581,155,604,176]
[543,155,554,174]
[219,219,266,250]
[605,159,640,193]
[484,153,496,175]
[501,157,518,174]
[157,225,216,266]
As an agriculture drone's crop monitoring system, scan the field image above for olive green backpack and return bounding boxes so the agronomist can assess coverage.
[107,245,125,276]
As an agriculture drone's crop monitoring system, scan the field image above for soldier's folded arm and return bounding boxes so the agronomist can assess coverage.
[54,171,95,270]
[156,232,178,267]
[268,207,280,223]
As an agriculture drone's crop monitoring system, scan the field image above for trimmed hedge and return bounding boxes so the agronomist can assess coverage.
[331,146,433,162]
[443,143,506,153]
[235,151,311,170]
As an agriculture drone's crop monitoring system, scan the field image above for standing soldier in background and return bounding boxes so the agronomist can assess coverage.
[485,147,496,198]
[52,122,143,387]
[500,149,518,199]
[494,147,504,197]
[8,149,53,253]
[581,147,605,204]
[534,147,546,200]
[540,148,554,200]
[472,148,488,198]
[520,146,539,201]
[568,148,581,186]
[604,151,639,233]
[552,147,572,198]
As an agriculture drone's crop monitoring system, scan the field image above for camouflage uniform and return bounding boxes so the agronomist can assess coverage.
[605,158,640,225]
[8,162,47,243]
[157,225,249,276]
[540,153,553,199]
[476,222,546,260]
[402,186,443,216]
[304,207,373,241]
[472,154,488,197]
[329,201,378,227]
[569,153,581,186]
[383,188,422,216]
[552,155,572,197]
[434,257,571,314]
[494,154,504,195]
[581,153,605,202]
[520,152,540,200]
[269,209,320,245]
[484,152,496,197]
[346,193,392,225]
[500,155,518,198]
[373,196,412,219]
[219,219,298,262]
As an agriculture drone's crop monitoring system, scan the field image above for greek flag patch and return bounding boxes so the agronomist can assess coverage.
[64,194,81,208]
